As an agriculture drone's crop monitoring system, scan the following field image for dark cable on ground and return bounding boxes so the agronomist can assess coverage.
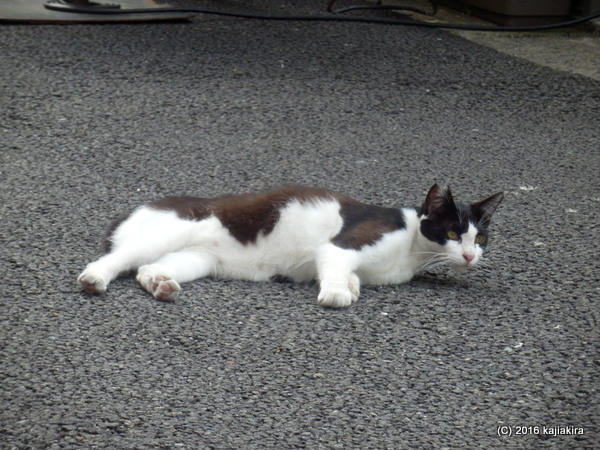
[44,0,600,32]
[326,0,438,16]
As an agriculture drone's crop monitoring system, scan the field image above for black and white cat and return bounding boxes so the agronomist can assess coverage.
[78,184,503,308]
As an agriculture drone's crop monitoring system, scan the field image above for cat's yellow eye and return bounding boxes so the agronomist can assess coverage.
[446,231,459,240]
[475,234,486,244]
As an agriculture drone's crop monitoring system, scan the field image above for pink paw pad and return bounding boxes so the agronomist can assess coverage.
[80,280,96,293]
[152,277,180,301]
[151,276,168,291]
[78,273,106,294]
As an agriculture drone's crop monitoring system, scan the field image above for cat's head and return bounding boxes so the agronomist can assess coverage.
[418,184,503,269]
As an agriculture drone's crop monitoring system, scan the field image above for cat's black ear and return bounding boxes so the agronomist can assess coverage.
[419,184,455,217]
[472,192,504,223]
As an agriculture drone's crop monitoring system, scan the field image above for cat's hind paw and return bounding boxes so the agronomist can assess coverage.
[318,287,356,308]
[78,271,107,294]
[152,276,180,302]
[137,268,180,301]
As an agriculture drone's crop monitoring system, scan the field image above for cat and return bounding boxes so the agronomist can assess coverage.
[78,184,503,308]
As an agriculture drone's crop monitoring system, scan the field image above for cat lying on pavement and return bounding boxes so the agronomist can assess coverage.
[78,184,503,308]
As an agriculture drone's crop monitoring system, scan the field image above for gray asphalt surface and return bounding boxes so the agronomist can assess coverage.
[1,1,599,448]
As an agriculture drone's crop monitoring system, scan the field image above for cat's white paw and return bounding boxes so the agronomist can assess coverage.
[137,269,180,301]
[152,276,181,301]
[318,287,355,308]
[348,273,360,299]
[78,271,107,294]
[318,274,360,308]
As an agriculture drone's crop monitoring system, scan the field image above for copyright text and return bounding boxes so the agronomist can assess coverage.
[497,425,584,437]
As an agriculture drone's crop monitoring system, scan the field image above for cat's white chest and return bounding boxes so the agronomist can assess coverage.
[355,209,421,285]
[355,230,416,285]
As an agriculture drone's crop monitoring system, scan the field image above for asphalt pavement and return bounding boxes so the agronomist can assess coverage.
[1,1,599,448]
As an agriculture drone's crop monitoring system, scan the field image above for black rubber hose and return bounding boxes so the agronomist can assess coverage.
[44,0,600,32]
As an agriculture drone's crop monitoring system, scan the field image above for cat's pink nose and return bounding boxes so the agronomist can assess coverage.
[463,253,475,263]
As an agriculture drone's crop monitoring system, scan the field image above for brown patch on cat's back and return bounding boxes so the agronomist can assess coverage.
[150,186,340,245]
[333,200,407,250]
[213,186,339,244]
[150,196,214,221]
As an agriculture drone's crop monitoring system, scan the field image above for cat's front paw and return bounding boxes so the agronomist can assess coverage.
[78,271,107,294]
[318,287,356,308]
[348,273,360,299]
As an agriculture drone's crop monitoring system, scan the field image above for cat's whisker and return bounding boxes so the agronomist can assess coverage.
[418,253,451,270]
[422,261,450,271]
[410,251,445,257]
[413,253,449,269]
[422,256,446,266]
[476,259,491,268]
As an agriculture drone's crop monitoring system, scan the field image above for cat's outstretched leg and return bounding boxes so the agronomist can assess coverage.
[136,250,215,301]
[78,239,179,294]
[316,244,361,308]
[78,207,200,294]
[78,250,140,294]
